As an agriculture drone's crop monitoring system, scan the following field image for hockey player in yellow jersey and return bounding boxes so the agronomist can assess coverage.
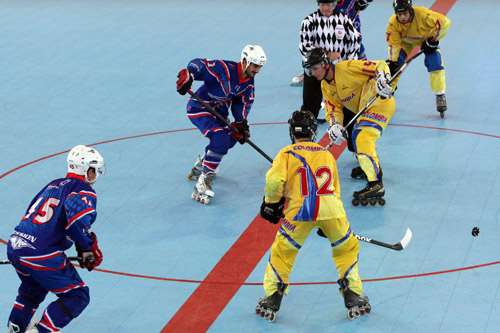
[302,48,395,206]
[255,110,370,322]
[387,0,451,118]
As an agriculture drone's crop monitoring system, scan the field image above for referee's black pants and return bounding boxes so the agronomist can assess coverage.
[300,71,323,120]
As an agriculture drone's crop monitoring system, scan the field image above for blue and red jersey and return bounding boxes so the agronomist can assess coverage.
[186,58,255,123]
[9,174,97,263]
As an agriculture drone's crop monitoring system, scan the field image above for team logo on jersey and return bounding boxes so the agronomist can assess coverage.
[334,25,346,40]
[340,92,355,103]
[9,236,36,250]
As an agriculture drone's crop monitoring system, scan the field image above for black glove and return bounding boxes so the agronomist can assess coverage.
[230,119,250,144]
[355,0,372,11]
[260,197,285,224]
[176,68,193,95]
[421,39,439,55]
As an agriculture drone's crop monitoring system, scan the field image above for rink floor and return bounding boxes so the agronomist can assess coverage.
[1,0,499,332]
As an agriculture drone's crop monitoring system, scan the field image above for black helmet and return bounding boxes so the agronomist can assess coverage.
[302,48,329,74]
[289,110,318,143]
[393,0,412,13]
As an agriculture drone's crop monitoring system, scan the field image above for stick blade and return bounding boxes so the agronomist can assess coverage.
[399,228,413,249]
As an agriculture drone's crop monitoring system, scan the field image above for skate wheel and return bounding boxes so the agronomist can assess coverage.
[378,198,386,206]
[369,199,377,206]
[360,199,368,206]
[352,198,360,206]
[266,311,277,322]
[347,308,360,320]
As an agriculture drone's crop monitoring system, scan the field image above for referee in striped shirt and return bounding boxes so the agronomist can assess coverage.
[298,0,361,123]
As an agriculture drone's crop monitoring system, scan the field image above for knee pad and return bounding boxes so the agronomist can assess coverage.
[207,130,236,155]
[57,286,90,319]
[424,50,444,72]
[17,286,47,309]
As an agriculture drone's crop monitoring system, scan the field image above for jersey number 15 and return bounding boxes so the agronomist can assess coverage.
[23,197,61,225]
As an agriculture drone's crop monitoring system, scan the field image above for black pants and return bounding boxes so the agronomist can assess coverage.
[300,71,323,119]
[343,108,356,152]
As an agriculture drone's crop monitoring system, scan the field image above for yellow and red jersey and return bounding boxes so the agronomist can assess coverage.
[264,141,346,221]
[386,6,451,61]
[322,59,391,124]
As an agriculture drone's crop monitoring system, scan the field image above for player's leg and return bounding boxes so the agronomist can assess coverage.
[351,100,395,206]
[7,269,48,333]
[319,217,370,319]
[424,50,447,116]
[301,72,325,123]
[257,220,313,322]
[30,264,90,333]
[187,154,204,181]
[186,111,217,180]
[192,129,236,204]
[343,107,357,153]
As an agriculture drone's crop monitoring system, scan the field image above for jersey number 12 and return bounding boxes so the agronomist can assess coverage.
[297,166,335,196]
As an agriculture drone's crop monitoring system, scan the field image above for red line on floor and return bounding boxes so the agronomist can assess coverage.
[162,1,459,331]
[1,236,498,285]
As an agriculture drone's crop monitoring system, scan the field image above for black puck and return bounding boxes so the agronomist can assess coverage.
[472,227,480,237]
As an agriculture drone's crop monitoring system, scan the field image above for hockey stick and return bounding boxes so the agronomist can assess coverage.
[327,50,424,147]
[0,256,80,265]
[344,50,424,129]
[187,89,274,163]
[354,228,412,251]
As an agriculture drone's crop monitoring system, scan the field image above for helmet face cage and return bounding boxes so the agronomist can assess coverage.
[393,0,412,13]
[302,48,329,76]
[288,110,318,143]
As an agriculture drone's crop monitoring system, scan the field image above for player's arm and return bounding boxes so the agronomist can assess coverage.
[321,81,344,125]
[332,159,342,200]
[346,60,393,98]
[176,58,211,95]
[386,17,403,62]
[264,150,287,203]
[64,192,103,271]
[260,150,287,224]
[425,10,451,41]
[231,86,254,122]
[229,87,254,144]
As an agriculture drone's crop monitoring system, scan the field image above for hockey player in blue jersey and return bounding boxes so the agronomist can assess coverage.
[176,44,267,204]
[6,145,105,333]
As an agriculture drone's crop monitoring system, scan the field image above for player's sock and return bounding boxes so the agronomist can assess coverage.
[202,150,222,174]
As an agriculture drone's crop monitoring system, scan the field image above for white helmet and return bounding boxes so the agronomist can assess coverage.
[67,145,105,183]
[241,44,267,67]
